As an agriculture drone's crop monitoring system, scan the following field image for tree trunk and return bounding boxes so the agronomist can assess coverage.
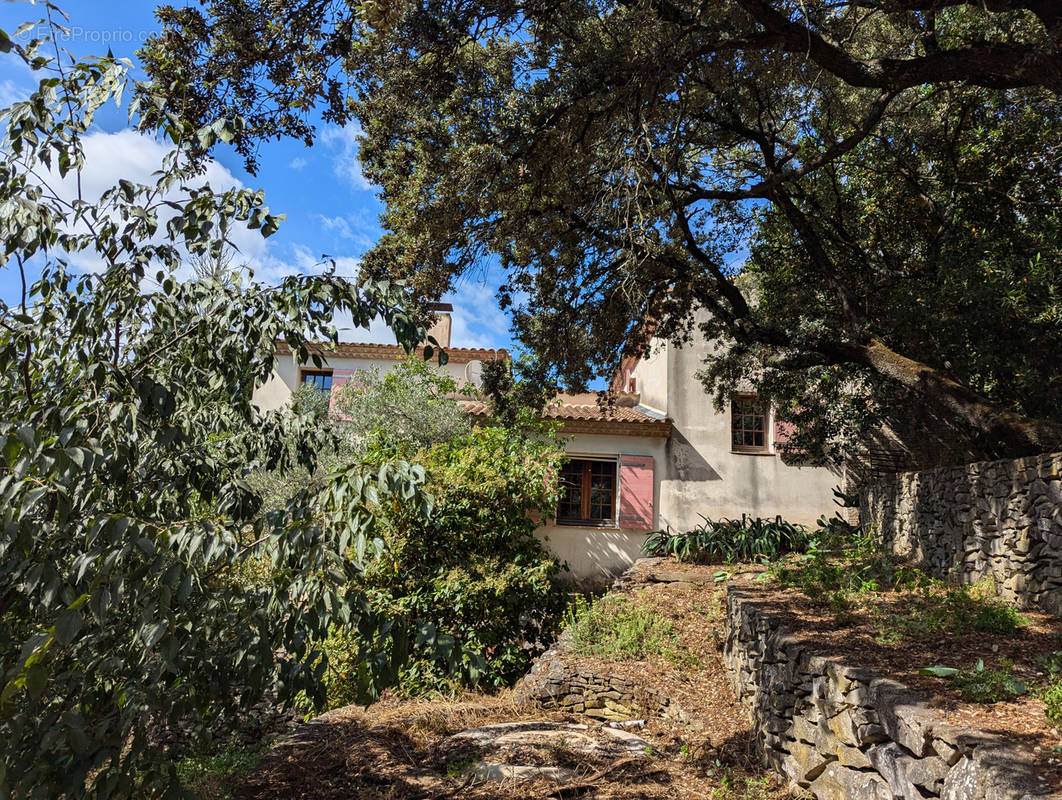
[846,337,1062,458]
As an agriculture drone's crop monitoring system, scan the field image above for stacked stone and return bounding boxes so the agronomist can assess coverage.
[514,632,689,722]
[861,451,1062,615]
[724,588,1058,799]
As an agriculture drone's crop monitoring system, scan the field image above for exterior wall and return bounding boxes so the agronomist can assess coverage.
[861,451,1062,615]
[251,352,473,412]
[536,432,667,585]
[632,342,668,415]
[634,319,840,532]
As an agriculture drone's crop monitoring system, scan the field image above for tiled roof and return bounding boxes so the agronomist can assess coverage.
[274,340,507,364]
[458,396,671,438]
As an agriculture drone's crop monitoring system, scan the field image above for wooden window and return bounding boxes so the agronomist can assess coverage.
[557,458,617,525]
[301,369,333,393]
[731,395,769,453]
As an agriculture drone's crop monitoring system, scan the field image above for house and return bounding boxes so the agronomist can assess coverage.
[252,303,508,412]
[252,304,841,583]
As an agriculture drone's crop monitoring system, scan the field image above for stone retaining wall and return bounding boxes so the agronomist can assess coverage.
[724,587,1057,799]
[514,630,690,723]
[860,451,1062,615]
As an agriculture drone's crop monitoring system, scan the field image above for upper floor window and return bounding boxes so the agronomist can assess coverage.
[557,458,617,525]
[301,369,333,393]
[731,395,769,453]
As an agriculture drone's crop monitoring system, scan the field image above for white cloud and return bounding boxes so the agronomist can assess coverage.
[320,124,374,191]
[318,214,353,239]
[288,156,308,170]
[445,280,513,350]
[0,79,30,108]
[24,127,415,343]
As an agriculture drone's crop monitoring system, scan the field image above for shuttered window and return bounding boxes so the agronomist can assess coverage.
[557,458,617,524]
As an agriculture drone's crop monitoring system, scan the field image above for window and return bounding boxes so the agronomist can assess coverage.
[301,369,334,393]
[557,458,617,525]
[731,395,769,453]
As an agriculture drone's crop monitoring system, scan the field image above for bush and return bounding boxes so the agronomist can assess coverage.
[1043,679,1062,724]
[311,420,568,706]
[643,514,810,563]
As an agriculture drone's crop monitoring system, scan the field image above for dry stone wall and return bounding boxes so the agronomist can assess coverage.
[514,630,690,723]
[860,451,1062,614]
[725,587,1058,799]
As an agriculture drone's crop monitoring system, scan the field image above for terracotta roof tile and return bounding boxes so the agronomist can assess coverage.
[274,340,507,364]
[458,398,671,437]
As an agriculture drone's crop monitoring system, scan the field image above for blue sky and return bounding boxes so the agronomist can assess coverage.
[0,0,515,351]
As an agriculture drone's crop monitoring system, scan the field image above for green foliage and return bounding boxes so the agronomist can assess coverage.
[311,420,568,706]
[771,526,897,603]
[175,741,270,800]
[143,0,1062,458]
[643,515,810,563]
[775,533,1027,641]
[564,595,690,664]
[872,584,1028,643]
[248,358,473,512]
[0,13,441,797]
[1042,678,1062,725]
[332,357,474,460]
[920,659,1027,703]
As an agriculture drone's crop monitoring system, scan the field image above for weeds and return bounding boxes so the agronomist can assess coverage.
[564,595,695,665]
[920,659,1027,703]
[175,741,271,800]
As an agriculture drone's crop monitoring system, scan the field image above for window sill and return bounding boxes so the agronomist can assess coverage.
[554,520,618,529]
[731,450,776,457]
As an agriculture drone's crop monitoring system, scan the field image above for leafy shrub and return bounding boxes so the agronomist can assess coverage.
[0,22,438,797]
[920,660,1027,703]
[771,526,895,602]
[644,514,810,563]
[310,421,569,707]
[1042,679,1062,724]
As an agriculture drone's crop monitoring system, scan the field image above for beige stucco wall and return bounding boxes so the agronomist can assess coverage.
[536,432,667,585]
[635,323,841,533]
[251,352,474,413]
[632,341,668,415]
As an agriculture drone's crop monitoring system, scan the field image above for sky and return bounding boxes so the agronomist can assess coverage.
[0,0,516,352]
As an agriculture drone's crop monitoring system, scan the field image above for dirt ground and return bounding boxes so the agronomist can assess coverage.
[237,556,1062,798]
[236,570,786,800]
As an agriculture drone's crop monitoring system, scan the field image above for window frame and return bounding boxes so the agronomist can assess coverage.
[300,368,334,394]
[556,456,619,527]
[731,393,772,455]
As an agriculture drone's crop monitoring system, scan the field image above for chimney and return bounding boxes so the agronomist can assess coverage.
[425,302,453,348]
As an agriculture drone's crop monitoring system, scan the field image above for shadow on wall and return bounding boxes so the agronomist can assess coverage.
[539,527,651,592]
[667,429,721,482]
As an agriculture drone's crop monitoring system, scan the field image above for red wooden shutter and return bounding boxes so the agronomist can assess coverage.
[618,454,654,530]
[773,408,804,456]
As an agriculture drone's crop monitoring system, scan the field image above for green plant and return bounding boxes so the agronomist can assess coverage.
[308,420,569,707]
[566,595,685,662]
[920,660,1027,703]
[176,741,271,800]
[644,515,810,563]
[0,12,447,795]
[1042,679,1062,725]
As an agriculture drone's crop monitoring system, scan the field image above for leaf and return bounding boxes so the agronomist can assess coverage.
[919,666,961,678]
[53,609,82,645]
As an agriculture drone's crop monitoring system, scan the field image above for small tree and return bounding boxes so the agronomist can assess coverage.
[0,11,440,797]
